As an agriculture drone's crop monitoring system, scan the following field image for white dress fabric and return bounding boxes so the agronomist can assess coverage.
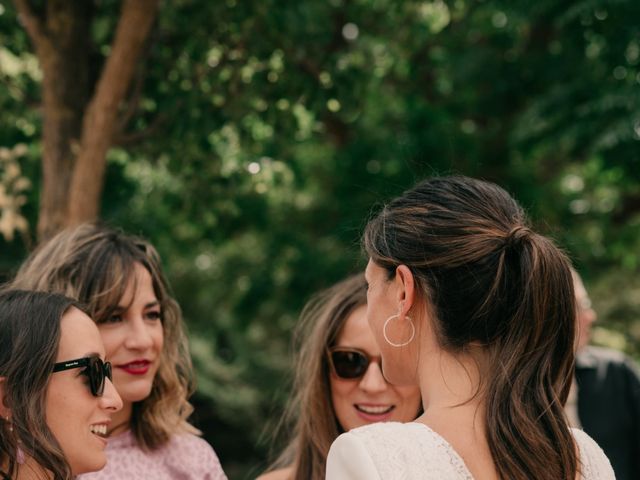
[326,422,615,480]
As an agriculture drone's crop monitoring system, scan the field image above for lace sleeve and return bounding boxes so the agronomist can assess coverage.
[326,431,382,480]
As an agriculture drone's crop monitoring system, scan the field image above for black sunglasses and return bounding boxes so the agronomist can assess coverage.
[327,347,381,380]
[52,356,112,397]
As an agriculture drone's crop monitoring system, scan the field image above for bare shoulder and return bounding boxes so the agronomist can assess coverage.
[256,466,293,480]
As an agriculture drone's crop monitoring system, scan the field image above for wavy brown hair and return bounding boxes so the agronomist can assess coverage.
[267,274,367,480]
[10,224,197,450]
[363,176,577,480]
[0,290,83,480]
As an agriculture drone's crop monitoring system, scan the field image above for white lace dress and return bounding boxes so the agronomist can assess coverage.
[326,422,615,479]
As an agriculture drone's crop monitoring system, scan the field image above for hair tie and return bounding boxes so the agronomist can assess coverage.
[505,225,530,250]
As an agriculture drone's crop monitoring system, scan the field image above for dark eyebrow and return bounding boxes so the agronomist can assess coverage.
[114,301,160,310]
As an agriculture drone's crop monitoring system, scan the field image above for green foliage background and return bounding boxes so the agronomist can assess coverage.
[1,0,639,478]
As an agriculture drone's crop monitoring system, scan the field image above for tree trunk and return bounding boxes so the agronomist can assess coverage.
[14,0,160,241]
[14,0,93,240]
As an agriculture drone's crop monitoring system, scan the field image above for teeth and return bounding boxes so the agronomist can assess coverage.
[90,424,107,437]
[126,362,148,368]
[356,405,393,414]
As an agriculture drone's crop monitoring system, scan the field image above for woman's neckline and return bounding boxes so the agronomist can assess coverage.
[408,422,475,479]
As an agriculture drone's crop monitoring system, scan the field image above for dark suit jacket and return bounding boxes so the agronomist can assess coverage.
[576,346,640,480]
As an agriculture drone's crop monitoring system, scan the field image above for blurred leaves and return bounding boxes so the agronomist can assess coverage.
[1,0,640,477]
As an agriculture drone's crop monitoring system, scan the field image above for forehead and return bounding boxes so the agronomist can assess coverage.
[336,305,379,354]
[365,259,387,280]
[364,259,375,281]
[573,276,589,299]
[57,307,105,361]
[119,263,158,305]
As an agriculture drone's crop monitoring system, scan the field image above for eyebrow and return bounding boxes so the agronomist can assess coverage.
[83,351,103,358]
[115,300,160,310]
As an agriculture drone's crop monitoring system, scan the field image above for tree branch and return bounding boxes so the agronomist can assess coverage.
[67,0,160,224]
[115,23,158,135]
[12,0,48,51]
[112,112,167,147]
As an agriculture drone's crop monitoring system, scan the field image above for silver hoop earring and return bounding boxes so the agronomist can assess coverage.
[383,314,415,347]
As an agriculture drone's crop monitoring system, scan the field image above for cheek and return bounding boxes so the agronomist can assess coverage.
[153,324,164,350]
[329,376,356,428]
[97,328,123,358]
[46,384,77,447]
[380,344,420,386]
[329,375,358,412]
[329,375,351,401]
[366,305,384,342]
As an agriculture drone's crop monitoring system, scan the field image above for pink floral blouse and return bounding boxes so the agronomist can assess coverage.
[78,430,227,480]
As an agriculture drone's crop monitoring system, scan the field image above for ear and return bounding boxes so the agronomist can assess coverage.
[394,265,416,316]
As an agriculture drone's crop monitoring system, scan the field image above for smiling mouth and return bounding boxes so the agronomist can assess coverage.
[355,405,395,415]
[90,424,108,437]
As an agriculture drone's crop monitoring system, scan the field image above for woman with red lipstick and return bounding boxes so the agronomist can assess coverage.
[258,274,421,480]
[11,224,227,480]
[0,289,122,480]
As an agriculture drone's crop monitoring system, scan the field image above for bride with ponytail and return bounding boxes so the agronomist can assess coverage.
[327,176,614,480]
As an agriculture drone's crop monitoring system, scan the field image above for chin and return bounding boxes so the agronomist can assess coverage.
[342,419,365,431]
[73,459,106,476]
[122,386,154,403]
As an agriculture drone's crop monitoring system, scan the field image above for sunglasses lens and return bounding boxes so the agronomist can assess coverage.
[88,357,106,397]
[331,350,369,379]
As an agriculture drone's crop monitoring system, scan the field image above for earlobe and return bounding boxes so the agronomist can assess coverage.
[395,265,416,316]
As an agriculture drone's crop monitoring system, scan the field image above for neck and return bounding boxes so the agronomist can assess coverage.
[417,344,487,419]
[14,458,52,480]
[108,400,133,437]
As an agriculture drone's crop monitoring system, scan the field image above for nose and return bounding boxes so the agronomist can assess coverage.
[358,361,388,394]
[584,307,597,325]
[578,306,597,328]
[101,378,123,411]
[124,317,154,350]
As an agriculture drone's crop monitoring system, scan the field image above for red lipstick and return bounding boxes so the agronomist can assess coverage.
[118,359,151,375]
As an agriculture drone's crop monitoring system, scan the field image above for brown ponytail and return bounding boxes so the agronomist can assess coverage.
[363,176,578,480]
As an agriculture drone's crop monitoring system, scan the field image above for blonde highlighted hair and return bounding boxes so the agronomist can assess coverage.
[10,224,198,450]
[268,274,367,480]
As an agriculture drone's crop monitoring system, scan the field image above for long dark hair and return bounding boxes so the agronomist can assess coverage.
[0,290,81,480]
[363,176,577,480]
[269,274,368,480]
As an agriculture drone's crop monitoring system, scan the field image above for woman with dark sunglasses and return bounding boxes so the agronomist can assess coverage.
[327,176,615,479]
[10,224,227,480]
[0,289,122,480]
[259,274,421,480]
